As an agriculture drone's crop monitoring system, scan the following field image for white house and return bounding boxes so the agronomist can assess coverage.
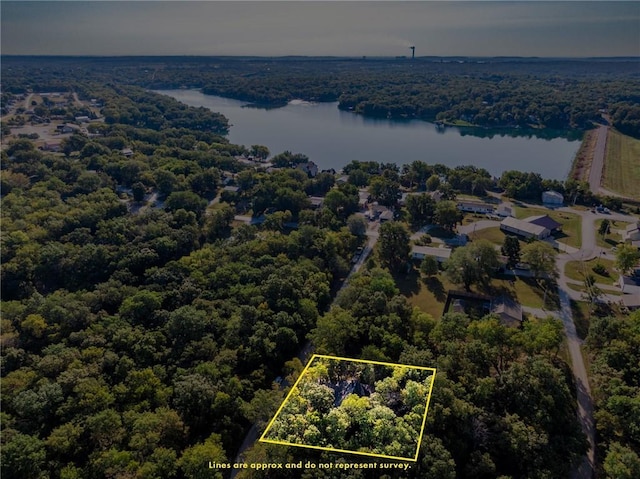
[457,200,495,214]
[411,245,452,263]
[296,161,318,178]
[500,216,550,239]
[618,275,640,310]
[623,222,640,243]
[496,204,514,217]
[542,190,564,205]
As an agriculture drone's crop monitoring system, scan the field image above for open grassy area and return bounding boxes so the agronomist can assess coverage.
[395,270,456,319]
[514,205,582,249]
[594,218,629,248]
[602,129,640,200]
[469,226,528,250]
[397,265,559,317]
[565,257,619,286]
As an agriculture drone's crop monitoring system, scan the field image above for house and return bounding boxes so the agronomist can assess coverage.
[308,196,324,209]
[618,275,640,310]
[500,216,551,239]
[42,140,63,152]
[121,148,134,158]
[623,222,640,243]
[57,123,79,134]
[619,275,640,294]
[525,215,562,233]
[296,161,318,178]
[542,190,564,205]
[75,115,90,123]
[379,210,394,222]
[429,190,444,203]
[457,200,495,214]
[496,204,513,217]
[411,245,452,263]
[490,297,523,327]
[223,185,240,194]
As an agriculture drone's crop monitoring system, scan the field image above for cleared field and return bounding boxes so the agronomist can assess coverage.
[514,205,582,249]
[594,219,628,248]
[398,268,557,316]
[565,257,619,286]
[602,129,640,199]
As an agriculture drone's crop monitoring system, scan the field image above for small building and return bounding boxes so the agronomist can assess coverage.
[42,140,63,152]
[411,245,452,263]
[491,297,523,327]
[542,190,564,205]
[525,215,563,234]
[308,196,324,209]
[121,148,134,158]
[457,200,495,214]
[223,185,240,194]
[57,123,79,134]
[379,210,394,222]
[623,222,640,243]
[500,216,550,239]
[296,161,318,178]
[619,275,640,295]
[75,115,90,123]
[496,204,513,217]
[429,190,444,203]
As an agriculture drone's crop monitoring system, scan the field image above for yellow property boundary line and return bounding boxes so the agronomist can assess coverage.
[259,354,437,462]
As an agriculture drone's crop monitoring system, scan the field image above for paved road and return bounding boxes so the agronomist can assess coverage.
[588,125,608,194]
[559,289,596,479]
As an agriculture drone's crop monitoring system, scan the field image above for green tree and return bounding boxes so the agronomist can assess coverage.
[346,214,367,236]
[378,221,410,272]
[598,219,611,239]
[434,200,463,230]
[164,191,207,219]
[178,434,227,479]
[603,442,640,479]
[615,243,640,275]
[426,174,441,192]
[501,235,521,268]
[132,182,146,202]
[369,176,400,206]
[521,241,558,279]
[420,256,439,277]
[406,193,436,229]
[444,240,499,290]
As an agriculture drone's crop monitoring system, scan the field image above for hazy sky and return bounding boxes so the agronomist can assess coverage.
[2,1,638,57]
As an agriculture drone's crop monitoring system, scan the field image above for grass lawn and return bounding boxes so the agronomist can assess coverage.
[565,257,619,286]
[514,205,582,249]
[594,219,628,248]
[603,129,640,200]
[395,270,456,319]
[489,275,560,310]
[470,226,528,250]
[397,267,559,318]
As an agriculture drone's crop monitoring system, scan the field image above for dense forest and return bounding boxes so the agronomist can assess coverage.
[262,356,436,460]
[2,56,640,136]
[1,57,638,478]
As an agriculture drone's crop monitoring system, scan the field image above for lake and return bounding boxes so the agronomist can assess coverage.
[156,89,581,180]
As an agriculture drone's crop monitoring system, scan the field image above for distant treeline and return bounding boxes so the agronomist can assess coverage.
[2,56,639,137]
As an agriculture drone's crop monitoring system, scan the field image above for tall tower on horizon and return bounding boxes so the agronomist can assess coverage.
[410,46,415,59]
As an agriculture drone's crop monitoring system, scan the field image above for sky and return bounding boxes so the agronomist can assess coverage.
[1,1,638,57]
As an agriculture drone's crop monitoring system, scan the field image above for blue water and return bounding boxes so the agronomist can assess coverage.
[157,89,581,180]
